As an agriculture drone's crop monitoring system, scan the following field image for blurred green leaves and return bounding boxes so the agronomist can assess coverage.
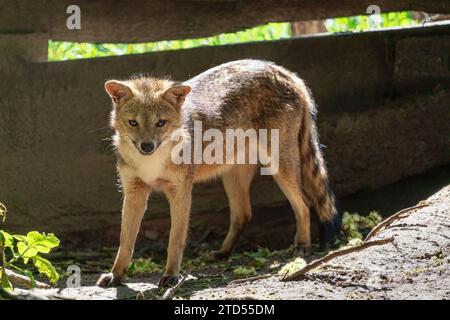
[325,11,418,33]
[48,22,291,61]
[48,12,419,62]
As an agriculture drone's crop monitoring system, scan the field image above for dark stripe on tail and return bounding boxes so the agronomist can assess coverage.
[299,101,341,247]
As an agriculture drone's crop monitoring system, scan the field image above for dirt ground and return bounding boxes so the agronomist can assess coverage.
[50,184,450,300]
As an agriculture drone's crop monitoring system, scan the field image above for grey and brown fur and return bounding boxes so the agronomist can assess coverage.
[97,59,340,288]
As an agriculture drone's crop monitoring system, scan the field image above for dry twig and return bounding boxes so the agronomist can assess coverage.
[364,204,428,241]
[228,273,280,286]
[161,275,186,300]
[282,237,394,281]
[5,269,50,289]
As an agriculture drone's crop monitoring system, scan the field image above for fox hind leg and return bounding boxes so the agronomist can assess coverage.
[273,152,312,257]
[212,165,256,260]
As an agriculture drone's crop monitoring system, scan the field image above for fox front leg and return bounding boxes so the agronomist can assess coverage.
[158,181,192,287]
[96,177,150,288]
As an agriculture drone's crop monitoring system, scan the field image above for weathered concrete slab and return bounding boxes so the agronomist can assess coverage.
[0,33,48,62]
[1,0,449,43]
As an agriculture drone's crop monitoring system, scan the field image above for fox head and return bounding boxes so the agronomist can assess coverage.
[105,77,191,156]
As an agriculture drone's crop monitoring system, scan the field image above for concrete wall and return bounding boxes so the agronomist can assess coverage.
[2,0,448,43]
[0,24,449,238]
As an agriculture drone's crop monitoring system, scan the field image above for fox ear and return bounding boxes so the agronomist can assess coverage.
[105,80,133,105]
[163,85,191,109]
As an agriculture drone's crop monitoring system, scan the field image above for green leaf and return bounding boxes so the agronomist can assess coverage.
[12,235,27,242]
[33,244,51,254]
[17,241,27,255]
[0,231,13,248]
[33,256,59,284]
[17,241,38,263]
[26,231,45,242]
[250,257,267,268]
[0,270,12,290]
[25,232,60,254]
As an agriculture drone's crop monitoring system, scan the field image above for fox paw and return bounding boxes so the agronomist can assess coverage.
[158,274,179,287]
[96,273,123,288]
[207,250,230,262]
[294,244,312,258]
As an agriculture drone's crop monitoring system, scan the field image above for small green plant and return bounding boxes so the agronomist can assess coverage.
[278,257,307,276]
[128,257,163,275]
[0,203,60,290]
[233,266,256,277]
[341,211,383,241]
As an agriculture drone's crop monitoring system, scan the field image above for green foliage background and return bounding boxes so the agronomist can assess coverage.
[48,12,418,61]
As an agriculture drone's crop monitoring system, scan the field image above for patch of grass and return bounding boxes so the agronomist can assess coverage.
[128,258,163,275]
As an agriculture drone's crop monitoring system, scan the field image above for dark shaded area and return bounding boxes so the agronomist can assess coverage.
[58,165,450,252]
[341,164,450,217]
[236,165,450,251]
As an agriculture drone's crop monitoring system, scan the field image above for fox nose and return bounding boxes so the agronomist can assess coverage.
[140,142,155,154]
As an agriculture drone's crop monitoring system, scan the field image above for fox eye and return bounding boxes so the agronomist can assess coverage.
[156,120,167,127]
[128,120,138,127]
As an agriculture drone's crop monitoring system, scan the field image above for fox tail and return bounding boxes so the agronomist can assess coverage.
[298,94,342,248]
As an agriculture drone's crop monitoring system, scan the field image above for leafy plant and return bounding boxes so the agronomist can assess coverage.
[341,211,383,241]
[242,247,271,269]
[0,203,60,290]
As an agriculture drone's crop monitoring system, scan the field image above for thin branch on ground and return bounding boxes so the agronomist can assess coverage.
[228,273,281,286]
[282,237,394,281]
[364,204,428,241]
[5,268,50,289]
[161,275,186,300]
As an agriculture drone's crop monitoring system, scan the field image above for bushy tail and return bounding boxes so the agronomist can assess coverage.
[299,97,342,248]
